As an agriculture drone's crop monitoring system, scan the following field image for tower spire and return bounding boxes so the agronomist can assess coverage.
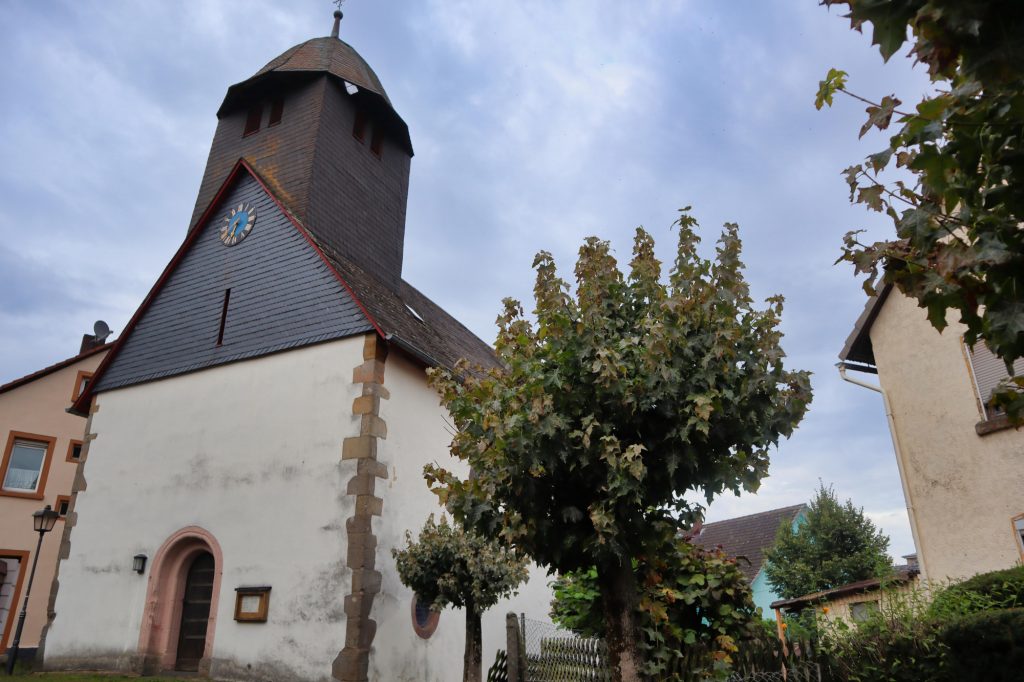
[331,0,344,38]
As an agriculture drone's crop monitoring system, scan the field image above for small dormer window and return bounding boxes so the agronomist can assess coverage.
[243,104,262,136]
[268,98,284,127]
[353,110,368,142]
[370,128,383,158]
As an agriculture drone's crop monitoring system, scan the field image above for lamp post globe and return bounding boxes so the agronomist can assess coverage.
[5,505,60,675]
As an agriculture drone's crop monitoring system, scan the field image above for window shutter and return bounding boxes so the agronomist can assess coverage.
[967,342,1024,417]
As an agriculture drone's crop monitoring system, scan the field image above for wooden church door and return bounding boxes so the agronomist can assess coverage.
[175,552,215,671]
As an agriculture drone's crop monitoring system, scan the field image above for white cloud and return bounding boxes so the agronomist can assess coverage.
[1,0,938,564]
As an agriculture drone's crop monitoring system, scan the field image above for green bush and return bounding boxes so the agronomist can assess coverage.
[928,565,1024,619]
[941,608,1024,682]
[818,567,1024,682]
[818,587,951,682]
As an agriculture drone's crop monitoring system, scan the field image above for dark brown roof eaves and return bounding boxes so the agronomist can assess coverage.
[770,564,919,611]
[0,343,111,397]
[692,504,807,583]
[239,161,495,372]
[323,251,499,372]
[838,285,892,367]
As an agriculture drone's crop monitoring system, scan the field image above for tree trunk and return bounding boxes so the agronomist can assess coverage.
[464,605,483,682]
[598,559,643,682]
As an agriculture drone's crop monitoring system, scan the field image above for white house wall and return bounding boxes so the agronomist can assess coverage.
[45,337,365,681]
[870,292,1024,581]
[370,350,554,681]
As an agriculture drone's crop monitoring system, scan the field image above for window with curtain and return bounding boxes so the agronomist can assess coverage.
[2,440,47,492]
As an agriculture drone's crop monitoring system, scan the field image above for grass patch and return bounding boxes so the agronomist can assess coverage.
[7,671,188,675]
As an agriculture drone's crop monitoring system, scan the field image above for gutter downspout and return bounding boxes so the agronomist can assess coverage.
[837,362,930,583]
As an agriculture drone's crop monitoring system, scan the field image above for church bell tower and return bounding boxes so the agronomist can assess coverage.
[188,10,413,289]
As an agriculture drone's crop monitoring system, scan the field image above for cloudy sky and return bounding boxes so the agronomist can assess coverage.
[0,1,936,559]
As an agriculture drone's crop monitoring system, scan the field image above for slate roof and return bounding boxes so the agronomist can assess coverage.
[71,160,497,414]
[323,247,500,371]
[692,504,806,583]
[0,343,111,396]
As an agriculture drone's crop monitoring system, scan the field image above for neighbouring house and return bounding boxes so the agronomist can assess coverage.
[691,505,807,616]
[838,285,1024,583]
[0,332,111,666]
[40,14,551,682]
[770,554,921,627]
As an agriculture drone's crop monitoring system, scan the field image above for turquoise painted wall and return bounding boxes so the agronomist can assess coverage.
[751,569,778,616]
[751,509,807,617]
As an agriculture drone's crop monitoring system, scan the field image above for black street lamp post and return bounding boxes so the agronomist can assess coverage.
[4,505,60,676]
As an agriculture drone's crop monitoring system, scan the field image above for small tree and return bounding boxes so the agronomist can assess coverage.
[392,515,528,682]
[764,484,893,600]
[550,535,763,679]
[816,0,1024,421]
[426,212,812,681]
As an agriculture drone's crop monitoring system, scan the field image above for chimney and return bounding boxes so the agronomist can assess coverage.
[902,553,919,569]
[80,333,102,354]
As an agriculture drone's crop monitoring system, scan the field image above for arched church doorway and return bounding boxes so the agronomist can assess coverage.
[137,527,223,675]
[175,552,215,671]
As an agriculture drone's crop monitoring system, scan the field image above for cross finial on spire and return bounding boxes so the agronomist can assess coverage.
[331,0,345,38]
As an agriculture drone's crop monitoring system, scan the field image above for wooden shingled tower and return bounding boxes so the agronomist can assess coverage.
[189,10,413,289]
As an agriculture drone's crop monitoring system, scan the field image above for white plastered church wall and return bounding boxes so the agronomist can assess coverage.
[369,351,554,681]
[45,337,364,681]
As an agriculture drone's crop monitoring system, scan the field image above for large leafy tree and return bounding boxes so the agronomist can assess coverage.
[817,0,1024,420]
[764,484,893,600]
[425,212,812,681]
[550,535,763,680]
[392,515,528,682]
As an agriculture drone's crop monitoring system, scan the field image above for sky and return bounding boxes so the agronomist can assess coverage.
[0,1,938,560]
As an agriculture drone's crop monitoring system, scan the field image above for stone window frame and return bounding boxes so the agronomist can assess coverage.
[1012,513,1024,562]
[54,495,72,520]
[65,439,83,463]
[70,370,93,403]
[0,431,57,500]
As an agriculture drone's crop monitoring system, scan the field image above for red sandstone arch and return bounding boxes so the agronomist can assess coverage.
[137,526,223,674]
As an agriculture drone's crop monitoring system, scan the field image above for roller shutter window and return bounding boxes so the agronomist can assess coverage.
[966,341,1024,420]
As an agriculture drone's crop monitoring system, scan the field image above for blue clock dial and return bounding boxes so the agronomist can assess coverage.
[219,202,257,246]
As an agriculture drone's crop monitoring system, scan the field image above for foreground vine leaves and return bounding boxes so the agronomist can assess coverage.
[818,0,1024,421]
[425,210,812,682]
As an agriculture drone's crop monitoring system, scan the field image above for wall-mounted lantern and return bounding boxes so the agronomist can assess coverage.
[133,553,148,575]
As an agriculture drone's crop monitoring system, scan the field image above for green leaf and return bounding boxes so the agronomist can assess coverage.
[815,68,849,110]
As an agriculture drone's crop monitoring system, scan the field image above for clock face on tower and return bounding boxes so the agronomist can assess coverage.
[219,202,257,246]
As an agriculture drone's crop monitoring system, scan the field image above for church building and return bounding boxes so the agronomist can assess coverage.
[42,13,550,682]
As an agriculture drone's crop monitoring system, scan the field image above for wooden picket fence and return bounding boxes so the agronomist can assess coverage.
[503,614,824,682]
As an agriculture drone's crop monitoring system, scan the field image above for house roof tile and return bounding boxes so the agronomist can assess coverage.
[691,504,806,583]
